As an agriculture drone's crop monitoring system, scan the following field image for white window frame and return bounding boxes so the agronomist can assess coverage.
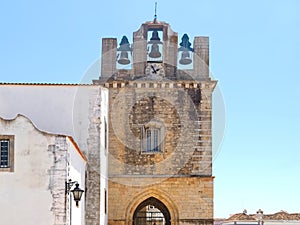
[141,120,164,154]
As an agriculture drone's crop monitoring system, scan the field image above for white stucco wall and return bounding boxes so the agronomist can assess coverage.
[0,115,57,225]
[0,85,75,135]
[100,87,109,225]
[0,84,98,152]
[67,137,86,225]
[0,115,87,225]
[0,84,108,225]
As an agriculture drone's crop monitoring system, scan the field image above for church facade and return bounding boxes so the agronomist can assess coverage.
[92,19,217,225]
[0,19,216,225]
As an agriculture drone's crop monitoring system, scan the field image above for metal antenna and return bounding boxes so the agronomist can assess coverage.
[154,2,157,22]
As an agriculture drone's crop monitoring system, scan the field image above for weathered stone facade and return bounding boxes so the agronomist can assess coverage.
[85,86,109,225]
[108,176,213,225]
[106,81,215,177]
[48,136,69,225]
[86,87,102,225]
[90,19,217,225]
[105,80,215,225]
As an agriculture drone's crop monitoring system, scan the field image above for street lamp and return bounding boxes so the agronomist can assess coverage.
[66,180,84,207]
[71,183,84,207]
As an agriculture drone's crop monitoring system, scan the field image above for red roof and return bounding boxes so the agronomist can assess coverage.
[227,211,300,221]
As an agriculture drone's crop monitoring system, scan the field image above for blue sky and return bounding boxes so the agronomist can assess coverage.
[1,0,300,218]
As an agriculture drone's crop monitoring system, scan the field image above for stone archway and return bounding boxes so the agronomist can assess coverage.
[125,189,179,225]
[133,197,171,225]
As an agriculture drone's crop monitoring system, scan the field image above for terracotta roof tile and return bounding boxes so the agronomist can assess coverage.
[227,213,256,221]
[227,211,300,222]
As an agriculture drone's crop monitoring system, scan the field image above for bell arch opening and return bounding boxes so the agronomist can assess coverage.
[133,197,171,225]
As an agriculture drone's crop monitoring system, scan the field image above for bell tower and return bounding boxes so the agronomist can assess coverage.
[99,19,210,81]
[93,17,216,225]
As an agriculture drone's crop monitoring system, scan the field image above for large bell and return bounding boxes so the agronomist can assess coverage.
[178,33,193,65]
[118,51,130,65]
[117,35,131,65]
[179,50,192,65]
[149,43,161,58]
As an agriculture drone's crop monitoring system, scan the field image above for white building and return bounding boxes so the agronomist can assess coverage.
[0,83,109,225]
[0,114,86,225]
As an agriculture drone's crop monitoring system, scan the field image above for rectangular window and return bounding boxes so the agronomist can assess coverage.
[104,188,107,214]
[0,135,14,172]
[144,128,160,153]
[0,140,9,167]
[104,119,107,150]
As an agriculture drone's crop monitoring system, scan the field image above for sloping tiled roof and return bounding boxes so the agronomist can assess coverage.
[227,213,256,221]
[227,211,300,222]
[264,211,300,220]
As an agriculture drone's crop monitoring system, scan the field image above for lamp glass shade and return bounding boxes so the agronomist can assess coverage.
[71,183,84,202]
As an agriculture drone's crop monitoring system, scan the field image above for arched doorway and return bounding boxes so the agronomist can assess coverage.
[133,197,171,225]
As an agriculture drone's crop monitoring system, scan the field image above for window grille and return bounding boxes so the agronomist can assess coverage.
[0,135,14,172]
[0,139,10,168]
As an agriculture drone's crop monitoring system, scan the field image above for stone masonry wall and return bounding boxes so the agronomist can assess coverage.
[85,87,102,225]
[48,136,68,225]
[108,177,214,225]
[106,80,215,225]
[107,81,215,177]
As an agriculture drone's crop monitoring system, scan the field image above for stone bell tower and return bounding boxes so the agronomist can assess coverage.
[94,17,216,225]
